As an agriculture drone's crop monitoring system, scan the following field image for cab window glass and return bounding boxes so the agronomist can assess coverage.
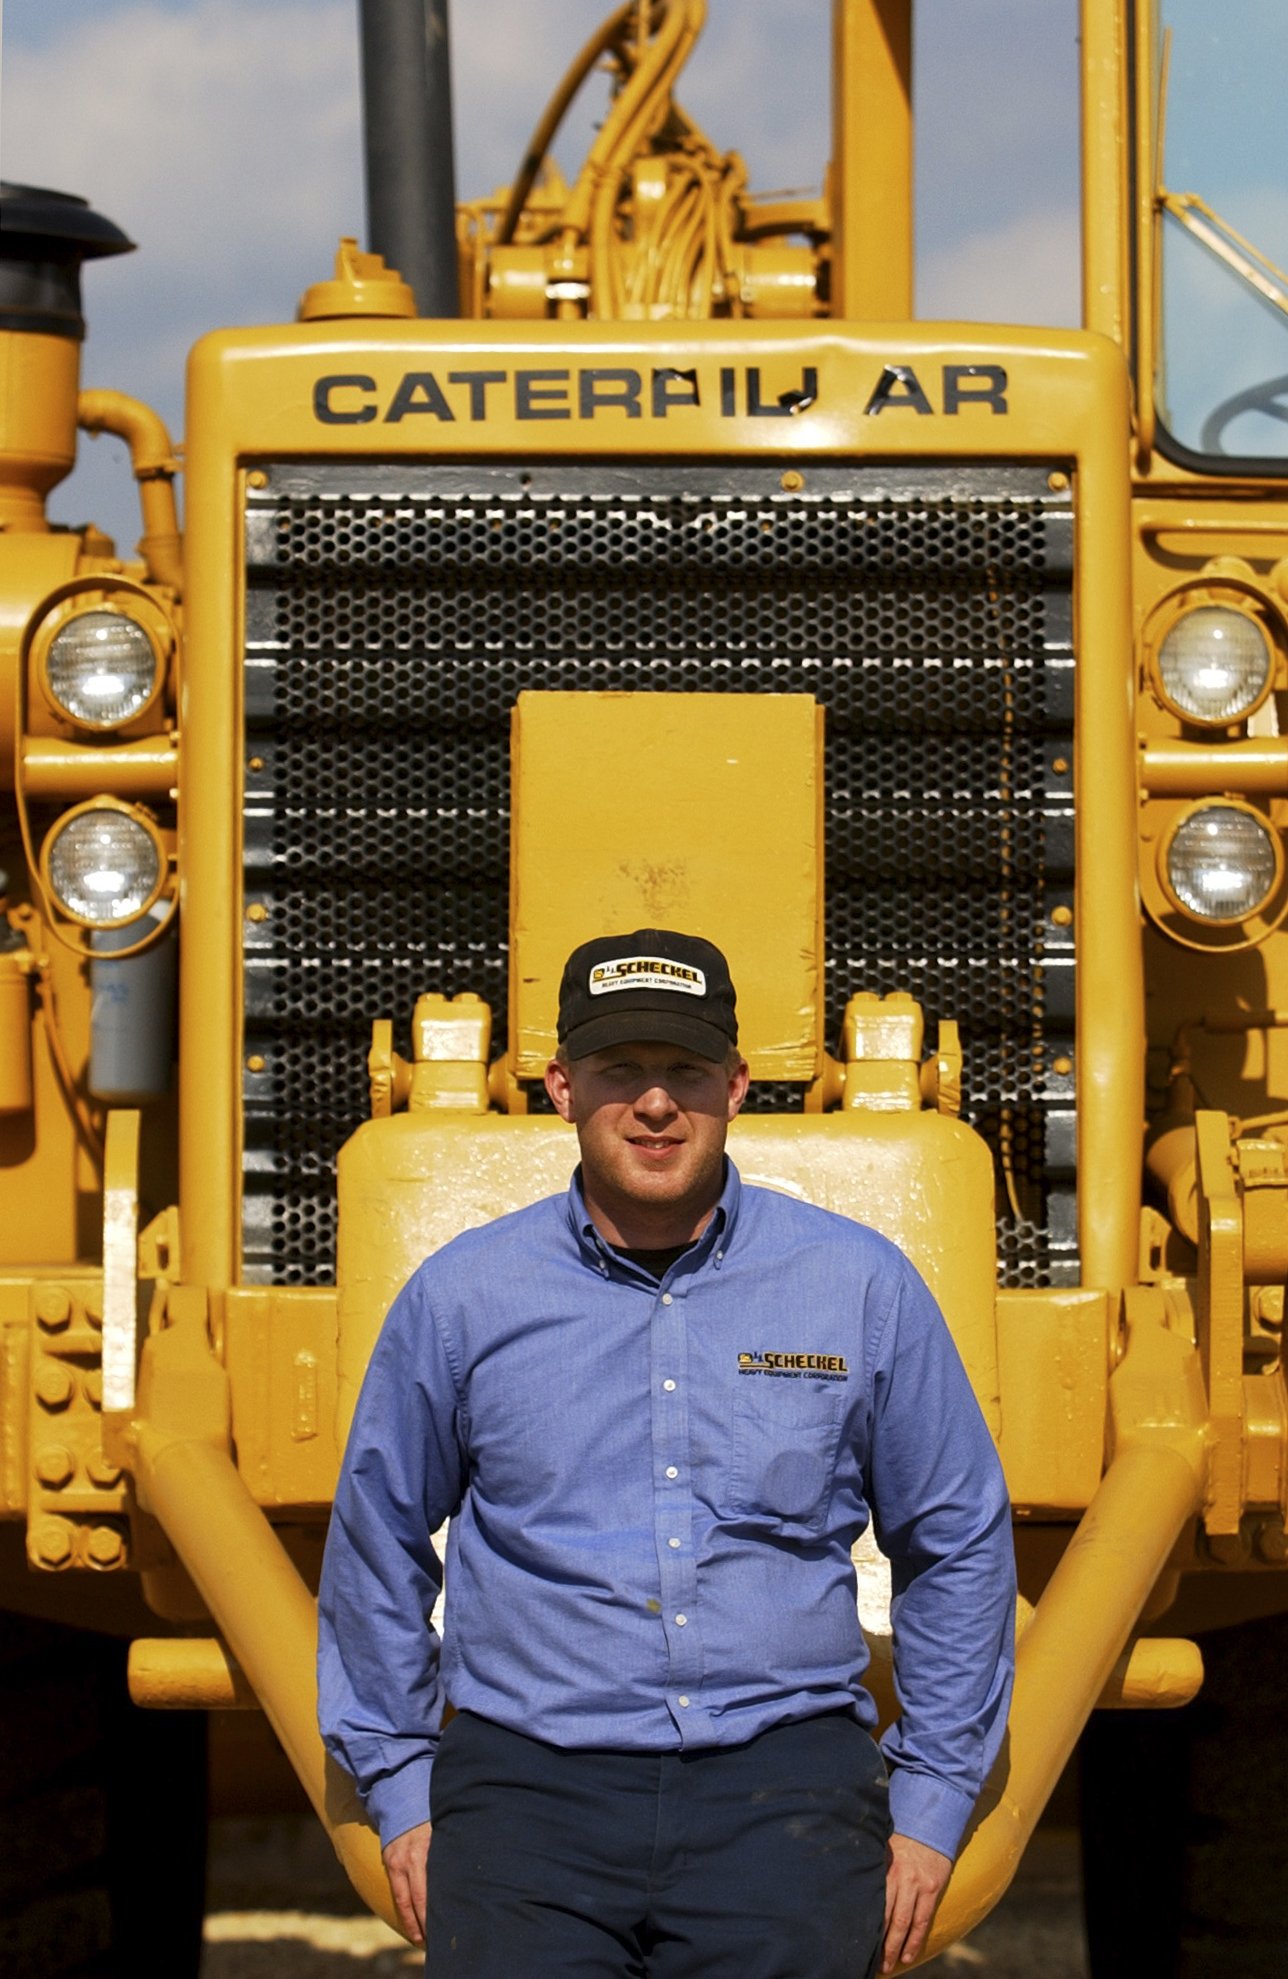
[1156,0,1288,465]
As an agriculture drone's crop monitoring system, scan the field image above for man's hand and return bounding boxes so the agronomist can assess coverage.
[382,1820,432,1946]
[881,1831,952,1972]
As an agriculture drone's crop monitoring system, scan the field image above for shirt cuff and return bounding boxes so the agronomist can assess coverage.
[366,1754,434,1850]
[887,1767,977,1861]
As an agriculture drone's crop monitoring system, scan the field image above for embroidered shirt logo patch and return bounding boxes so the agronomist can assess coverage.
[738,1352,849,1381]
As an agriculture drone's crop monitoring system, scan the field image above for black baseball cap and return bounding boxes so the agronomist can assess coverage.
[557,929,739,1062]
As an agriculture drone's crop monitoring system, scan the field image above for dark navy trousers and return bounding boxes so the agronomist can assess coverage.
[425,1709,891,1978]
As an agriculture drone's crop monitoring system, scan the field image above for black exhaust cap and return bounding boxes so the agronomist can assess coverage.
[0,184,134,340]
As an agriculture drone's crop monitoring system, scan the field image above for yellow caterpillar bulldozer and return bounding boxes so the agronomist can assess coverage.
[2,1,1287,1970]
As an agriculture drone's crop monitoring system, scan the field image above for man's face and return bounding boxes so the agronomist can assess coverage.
[545,1039,749,1239]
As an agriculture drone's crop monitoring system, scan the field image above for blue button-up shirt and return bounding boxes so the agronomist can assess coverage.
[318,1160,1014,1860]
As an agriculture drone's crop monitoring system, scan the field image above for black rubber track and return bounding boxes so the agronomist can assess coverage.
[0,1612,208,1978]
[1080,1610,1288,1977]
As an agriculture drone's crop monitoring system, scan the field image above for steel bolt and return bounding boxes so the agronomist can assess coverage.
[779,469,805,492]
[34,1518,73,1568]
[35,1445,75,1490]
[84,1369,103,1409]
[1047,470,1070,492]
[86,1525,124,1569]
[86,1453,123,1490]
[1051,905,1073,928]
[246,902,268,924]
[1256,1520,1288,1564]
[35,1285,71,1331]
[34,1362,74,1410]
[246,1054,266,1074]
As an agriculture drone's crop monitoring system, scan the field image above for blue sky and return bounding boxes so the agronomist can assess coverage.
[3,0,1080,547]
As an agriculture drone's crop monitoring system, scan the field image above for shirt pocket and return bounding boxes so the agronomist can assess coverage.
[727,1379,846,1539]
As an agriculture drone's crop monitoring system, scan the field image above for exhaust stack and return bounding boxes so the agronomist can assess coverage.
[358,0,459,317]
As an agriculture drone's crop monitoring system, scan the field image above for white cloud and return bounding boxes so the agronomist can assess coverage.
[919,205,1082,327]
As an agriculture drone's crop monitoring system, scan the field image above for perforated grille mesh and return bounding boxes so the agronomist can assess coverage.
[242,464,1076,1286]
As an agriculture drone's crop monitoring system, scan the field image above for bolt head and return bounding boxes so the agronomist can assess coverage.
[34,1362,74,1410]
[33,1518,73,1568]
[35,1445,75,1489]
[86,1525,123,1569]
[1256,1521,1288,1564]
[86,1453,123,1490]
[84,1370,103,1409]
[35,1285,71,1330]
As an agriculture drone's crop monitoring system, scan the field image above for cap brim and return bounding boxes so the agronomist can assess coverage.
[563,1008,733,1062]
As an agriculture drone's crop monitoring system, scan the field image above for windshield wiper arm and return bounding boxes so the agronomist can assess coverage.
[1158,187,1288,323]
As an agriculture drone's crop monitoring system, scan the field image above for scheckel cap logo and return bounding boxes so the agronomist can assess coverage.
[589,956,706,998]
[557,928,737,1062]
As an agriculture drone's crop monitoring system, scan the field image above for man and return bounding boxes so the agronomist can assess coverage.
[319,929,1014,1978]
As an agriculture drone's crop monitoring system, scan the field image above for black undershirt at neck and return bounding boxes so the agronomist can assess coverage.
[610,1241,697,1281]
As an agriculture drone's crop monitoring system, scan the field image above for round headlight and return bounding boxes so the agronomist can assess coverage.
[44,609,161,728]
[1164,805,1280,923]
[1157,607,1272,725]
[43,805,164,926]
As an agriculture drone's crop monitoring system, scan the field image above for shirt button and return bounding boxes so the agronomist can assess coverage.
[675,1613,687,1626]
[716,1250,724,1261]
[661,1292,673,1306]
[663,1379,676,1392]
[678,1695,690,1708]
[665,1466,678,1479]
[668,1537,681,1549]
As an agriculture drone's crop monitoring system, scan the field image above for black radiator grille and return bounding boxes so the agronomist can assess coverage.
[241,464,1076,1287]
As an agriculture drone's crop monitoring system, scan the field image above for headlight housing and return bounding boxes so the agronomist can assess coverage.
[41,801,166,927]
[43,608,162,728]
[29,577,174,735]
[1156,606,1273,726]
[1162,802,1282,924]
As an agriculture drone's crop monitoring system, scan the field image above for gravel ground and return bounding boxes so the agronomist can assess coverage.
[202,1818,1090,1976]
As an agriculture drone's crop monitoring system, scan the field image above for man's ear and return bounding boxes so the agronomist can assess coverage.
[727,1058,750,1121]
[545,1057,576,1122]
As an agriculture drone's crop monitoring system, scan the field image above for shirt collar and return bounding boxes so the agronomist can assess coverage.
[567,1158,741,1273]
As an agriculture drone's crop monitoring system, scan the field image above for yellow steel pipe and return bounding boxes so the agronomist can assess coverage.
[78,389,183,592]
[1142,738,1288,796]
[1075,352,1142,1293]
[1096,1633,1203,1710]
[133,1425,399,1934]
[22,735,178,801]
[922,1436,1205,1962]
[129,1636,259,1710]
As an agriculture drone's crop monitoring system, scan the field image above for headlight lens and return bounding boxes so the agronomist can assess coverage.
[1157,607,1272,725]
[44,609,160,727]
[1165,805,1279,922]
[45,807,163,925]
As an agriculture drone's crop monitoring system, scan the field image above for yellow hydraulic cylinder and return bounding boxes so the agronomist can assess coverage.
[133,1425,397,1933]
[922,1317,1208,1962]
